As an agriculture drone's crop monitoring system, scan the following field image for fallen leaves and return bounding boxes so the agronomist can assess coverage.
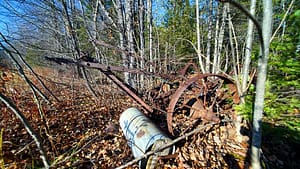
[0,67,250,168]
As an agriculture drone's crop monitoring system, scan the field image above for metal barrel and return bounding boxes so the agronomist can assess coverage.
[119,107,175,168]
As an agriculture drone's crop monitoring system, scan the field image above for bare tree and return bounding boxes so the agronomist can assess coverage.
[212,3,228,74]
[205,0,213,73]
[61,0,98,97]
[125,0,136,88]
[147,0,153,74]
[113,0,130,84]
[196,0,205,73]
[251,0,272,168]
[139,0,145,90]
[0,93,50,169]
[241,0,257,102]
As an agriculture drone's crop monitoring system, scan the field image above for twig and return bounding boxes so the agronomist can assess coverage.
[1,33,59,155]
[246,69,256,92]
[219,0,264,53]
[0,34,52,104]
[15,141,34,155]
[51,132,99,167]
[0,32,59,102]
[270,0,295,42]
[0,93,50,169]
[61,0,98,98]
[115,121,218,169]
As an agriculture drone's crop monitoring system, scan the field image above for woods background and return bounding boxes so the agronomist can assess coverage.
[0,0,299,168]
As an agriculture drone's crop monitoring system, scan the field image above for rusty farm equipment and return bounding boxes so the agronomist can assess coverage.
[46,57,240,136]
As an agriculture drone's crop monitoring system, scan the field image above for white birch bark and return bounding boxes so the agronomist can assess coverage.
[139,0,145,90]
[147,0,153,73]
[228,5,243,143]
[241,0,257,101]
[212,6,220,74]
[217,4,228,73]
[125,0,136,88]
[251,0,272,168]
[113,0,130,84]
[196,0,205,73]
[206,0,213,73]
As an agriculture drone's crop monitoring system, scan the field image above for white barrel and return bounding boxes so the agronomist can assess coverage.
[119,107,175,168]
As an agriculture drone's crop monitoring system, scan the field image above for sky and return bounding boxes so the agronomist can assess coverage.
[0,4,9,35]
[0,0,19,37]
[0,0,162,33]
[0,0,192,37]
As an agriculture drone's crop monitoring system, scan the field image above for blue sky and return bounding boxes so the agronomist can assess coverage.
[0,0,197,36]
[0,0,18,36]
[0,4,10,35]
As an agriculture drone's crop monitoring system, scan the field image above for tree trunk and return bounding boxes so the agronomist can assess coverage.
[125,0,136,88]
[61,0,98,98]
[147,0,153,73]
[196,0,205,73]
[241,0,257,102]
[114,0,130,84]
[206,0,213,73]
[139,0,145,90]
[212,5,220,74]
[251,0,272,168]
[228,6,244,143]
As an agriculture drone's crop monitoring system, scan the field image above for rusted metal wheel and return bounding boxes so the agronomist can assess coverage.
[167,73,239,136]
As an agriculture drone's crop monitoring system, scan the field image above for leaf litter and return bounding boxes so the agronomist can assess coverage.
[0,67,259,168]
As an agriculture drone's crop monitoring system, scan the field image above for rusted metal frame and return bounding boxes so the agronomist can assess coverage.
[167,73,238,135]
[97,68,154,114]
[45,56,172,78]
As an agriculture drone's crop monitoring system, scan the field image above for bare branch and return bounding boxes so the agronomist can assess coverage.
[0,32,59,102]
[0,93,50,169]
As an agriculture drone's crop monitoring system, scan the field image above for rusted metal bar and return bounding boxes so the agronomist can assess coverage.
[45,57,176,79]
[99,69,154,114]
[45,56,154,113]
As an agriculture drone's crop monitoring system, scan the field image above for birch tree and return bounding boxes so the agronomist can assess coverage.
[196,0,205,73]
[241,0,257,102]
[147,0,153,73]
[125,0,136,88]
[205,0,213,73]
[113,0,130,84]
[251,0,272,168]
[212,3,227,74]
[139,0,145,90]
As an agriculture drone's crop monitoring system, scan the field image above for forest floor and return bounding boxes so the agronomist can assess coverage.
[0,66,299,169]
